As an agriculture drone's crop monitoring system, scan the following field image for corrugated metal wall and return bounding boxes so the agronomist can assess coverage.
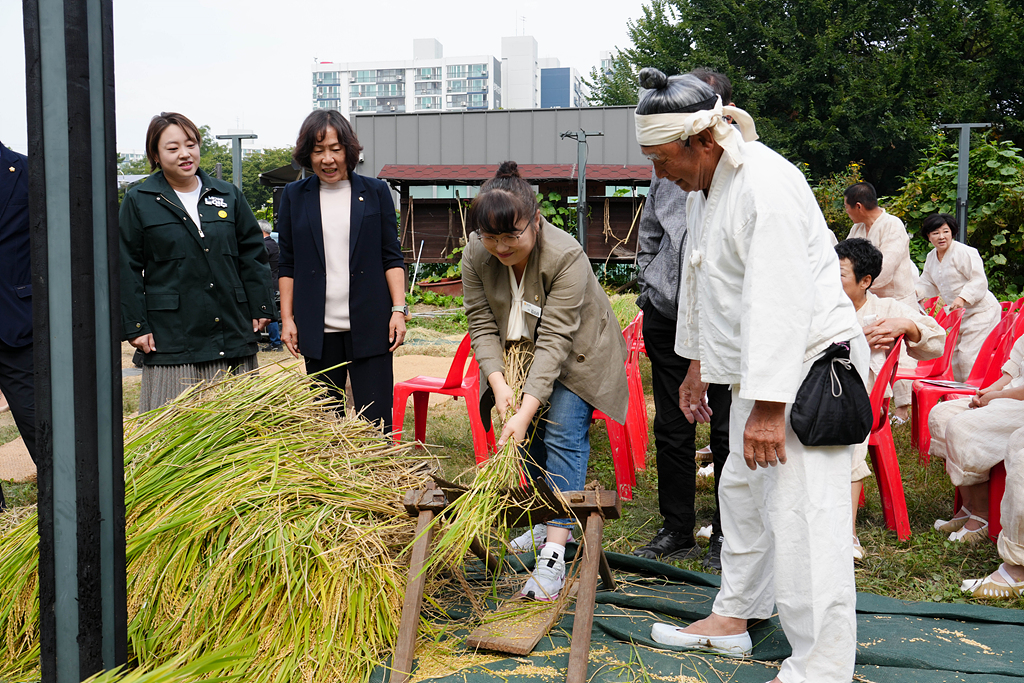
[352,106,645,178]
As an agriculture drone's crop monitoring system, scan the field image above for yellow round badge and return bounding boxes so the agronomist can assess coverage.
[218,210,228,218]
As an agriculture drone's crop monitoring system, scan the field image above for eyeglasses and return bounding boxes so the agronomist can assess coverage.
[479,228,527,248]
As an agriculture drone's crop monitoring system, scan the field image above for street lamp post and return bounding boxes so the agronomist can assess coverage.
[216,133,258,190]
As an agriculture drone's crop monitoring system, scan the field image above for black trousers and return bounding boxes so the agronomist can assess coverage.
[643,304,731,537]
[305,332,394,432]
[0,340,37,510]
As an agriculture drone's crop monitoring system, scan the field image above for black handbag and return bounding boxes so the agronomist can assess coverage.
[790,341,873,447]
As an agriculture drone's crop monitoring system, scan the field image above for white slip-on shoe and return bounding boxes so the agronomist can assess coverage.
[650,623,752,657]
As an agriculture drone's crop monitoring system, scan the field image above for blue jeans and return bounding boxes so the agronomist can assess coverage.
[267,321,281,346]
[525,381,594,529]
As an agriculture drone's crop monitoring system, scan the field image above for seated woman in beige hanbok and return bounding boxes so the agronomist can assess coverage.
[961,426,1024,599]
[930,333,1024,543]
[916,213,1001,381]
[837,239,945,560]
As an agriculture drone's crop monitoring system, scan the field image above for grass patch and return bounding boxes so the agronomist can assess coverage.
[1,480,37,508]
[407,310,468,336]
[0,424,20,447]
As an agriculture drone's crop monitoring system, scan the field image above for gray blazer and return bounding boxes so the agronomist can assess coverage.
[462,219,629,423]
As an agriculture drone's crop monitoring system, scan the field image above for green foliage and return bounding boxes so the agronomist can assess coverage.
[812,161,864,240]
[117,153,150,175]
[405,290,463,308]
[594,0,1024,194]
[888,132,1024,297]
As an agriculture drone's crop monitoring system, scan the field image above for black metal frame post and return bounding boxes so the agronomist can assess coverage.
[216,132,258,189]
[560,129,603,253]
[939,122,991,244]
[24,0,127,680]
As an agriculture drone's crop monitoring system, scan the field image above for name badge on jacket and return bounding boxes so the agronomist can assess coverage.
[523,301,542,318]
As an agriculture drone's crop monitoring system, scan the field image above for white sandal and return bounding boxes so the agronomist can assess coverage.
[948,515,989,544]
[961,564,1024,599]
[934,506,971,534]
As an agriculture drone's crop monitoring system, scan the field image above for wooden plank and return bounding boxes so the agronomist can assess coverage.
[567,512,604,683]
[465,581,578,655]
[390,508,436,683]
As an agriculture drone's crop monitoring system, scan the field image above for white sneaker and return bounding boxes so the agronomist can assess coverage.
[697,464,715,478]
[509,524,573,553]
[519,544,566,601]
[852,535,865,561]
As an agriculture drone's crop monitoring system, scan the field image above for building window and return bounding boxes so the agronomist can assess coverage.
[350,84,377,97]
[447,93,468,108]
[350,98,374,112]
[467,63,487,78]
[353,70,375,83]
[447,79,467,93]
[447,65,468,79]
[415,96,441,110]
[468,93,487,108]
[415,67,441,81]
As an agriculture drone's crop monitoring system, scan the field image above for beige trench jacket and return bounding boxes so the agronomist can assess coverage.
[462,219,629,423]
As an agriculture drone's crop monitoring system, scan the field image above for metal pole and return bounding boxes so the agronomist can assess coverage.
[24,0,128,680]
[216,133,258,190]
[560,129,603,254]
[939,123,990,243]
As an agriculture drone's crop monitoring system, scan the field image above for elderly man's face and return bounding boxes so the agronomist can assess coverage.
[641,134,719,193]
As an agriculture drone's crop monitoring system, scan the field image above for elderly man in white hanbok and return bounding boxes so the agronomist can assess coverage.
[961,425,1024,599]
[634,68,867,683]
[916,213,1002,381]
[835,238,945,560]
[929,332,1024,543]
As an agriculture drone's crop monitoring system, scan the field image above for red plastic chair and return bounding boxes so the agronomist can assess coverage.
[911,312,1017,461]
[894,309,963,385]
[625,312,650,470]
[392,333,492,464]
[589,316,647,500]
[1001,301,1012,318]
[988,462,1006,543]
[922,296,941,317]
[867,336,912,540]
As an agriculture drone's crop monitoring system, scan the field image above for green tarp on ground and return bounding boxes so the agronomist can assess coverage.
[373,551,1024,682]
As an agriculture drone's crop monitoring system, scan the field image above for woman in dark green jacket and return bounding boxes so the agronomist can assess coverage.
[120,112,275,411]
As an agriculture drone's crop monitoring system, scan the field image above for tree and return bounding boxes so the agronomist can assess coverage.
[240,148,295,213]
[117,154,149,175]
[592,0,1024,194]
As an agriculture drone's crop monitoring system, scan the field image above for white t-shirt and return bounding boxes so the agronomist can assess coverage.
[173,182,203,232]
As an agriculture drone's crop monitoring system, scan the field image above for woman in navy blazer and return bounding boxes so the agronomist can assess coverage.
[278,111,407,430]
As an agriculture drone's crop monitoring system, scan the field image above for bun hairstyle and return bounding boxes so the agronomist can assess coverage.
[635,67,717,116]
[467,161,541,236]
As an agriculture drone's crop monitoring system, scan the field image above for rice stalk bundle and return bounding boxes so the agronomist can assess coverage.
[425,342,546,569]
[0,367,434,683]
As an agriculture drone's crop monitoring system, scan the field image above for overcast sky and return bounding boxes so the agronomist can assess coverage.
[0,0,649,155]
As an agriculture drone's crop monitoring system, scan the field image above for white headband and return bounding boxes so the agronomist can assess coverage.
[635,96,759,167]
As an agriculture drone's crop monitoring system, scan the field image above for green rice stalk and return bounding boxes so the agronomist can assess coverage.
[0,367,436,683]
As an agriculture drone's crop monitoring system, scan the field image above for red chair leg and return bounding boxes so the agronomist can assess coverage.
[465,395,491,465]
[989,462,1006,543]
[913,391,944,464]
[604,419,634,501]
[392,387,412,443]
[869,424,911,541]
[412,392,429,446]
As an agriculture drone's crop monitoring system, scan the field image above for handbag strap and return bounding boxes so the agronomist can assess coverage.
[830,358,854,398]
